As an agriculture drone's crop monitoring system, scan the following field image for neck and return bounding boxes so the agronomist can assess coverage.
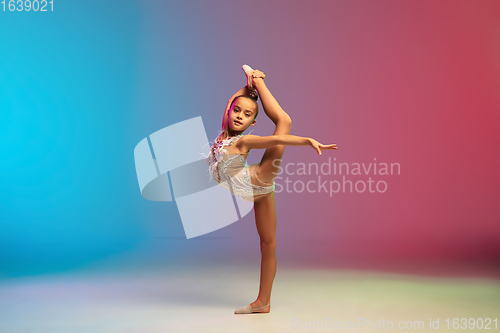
[222,128,244,138]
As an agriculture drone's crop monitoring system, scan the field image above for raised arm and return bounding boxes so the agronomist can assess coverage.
[237,134,337,155]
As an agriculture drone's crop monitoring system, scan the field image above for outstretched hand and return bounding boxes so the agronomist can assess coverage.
[309,138,337,155]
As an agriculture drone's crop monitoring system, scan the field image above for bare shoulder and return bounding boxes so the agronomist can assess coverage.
[235,135,259,154]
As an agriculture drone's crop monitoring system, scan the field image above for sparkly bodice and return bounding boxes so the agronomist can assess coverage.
[208,133,249,189]
[206,131,274,201]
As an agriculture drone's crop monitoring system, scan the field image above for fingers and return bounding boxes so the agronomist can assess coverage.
[319,144,338,149]
[313,140,338,155]
[252,69,265,79]
[317,144,338,154]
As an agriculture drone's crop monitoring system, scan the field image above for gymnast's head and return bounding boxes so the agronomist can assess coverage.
[227,93,259,132]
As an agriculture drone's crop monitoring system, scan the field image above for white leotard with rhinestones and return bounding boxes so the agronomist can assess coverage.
[207,132,275,201]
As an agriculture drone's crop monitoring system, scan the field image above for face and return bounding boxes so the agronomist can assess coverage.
[229,97,257,132]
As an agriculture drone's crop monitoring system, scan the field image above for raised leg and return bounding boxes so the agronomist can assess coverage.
[252,77,292,185]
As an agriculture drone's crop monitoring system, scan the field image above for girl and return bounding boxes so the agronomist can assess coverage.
[207,65,337,314]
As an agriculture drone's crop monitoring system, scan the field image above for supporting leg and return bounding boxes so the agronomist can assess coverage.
[250,191,277,313]
[248,77,291,313]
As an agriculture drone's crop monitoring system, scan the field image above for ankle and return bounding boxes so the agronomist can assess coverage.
[254,298,270,305]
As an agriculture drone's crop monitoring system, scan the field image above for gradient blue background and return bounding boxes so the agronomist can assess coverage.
[1,0,499,279]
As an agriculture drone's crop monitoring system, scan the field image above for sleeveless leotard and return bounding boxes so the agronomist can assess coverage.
[207,132,275,202]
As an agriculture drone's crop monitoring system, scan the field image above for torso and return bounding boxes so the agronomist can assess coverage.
[209,132,273,201]
[215,134,249,156]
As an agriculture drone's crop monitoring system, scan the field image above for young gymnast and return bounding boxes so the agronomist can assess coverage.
[207,65,337,314]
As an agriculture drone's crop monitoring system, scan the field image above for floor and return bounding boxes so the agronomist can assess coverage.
[1,243,499,333]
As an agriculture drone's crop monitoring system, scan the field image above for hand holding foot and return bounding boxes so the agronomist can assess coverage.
[242,65,266,90]
[251,69,266,79]
[250,69,265,88]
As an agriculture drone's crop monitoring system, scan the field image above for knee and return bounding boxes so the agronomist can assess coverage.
[279,116,292,134]
[284,115,292,128]
[260,239,277,252]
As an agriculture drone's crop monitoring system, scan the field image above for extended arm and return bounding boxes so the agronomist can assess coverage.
[238,134,337,155]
